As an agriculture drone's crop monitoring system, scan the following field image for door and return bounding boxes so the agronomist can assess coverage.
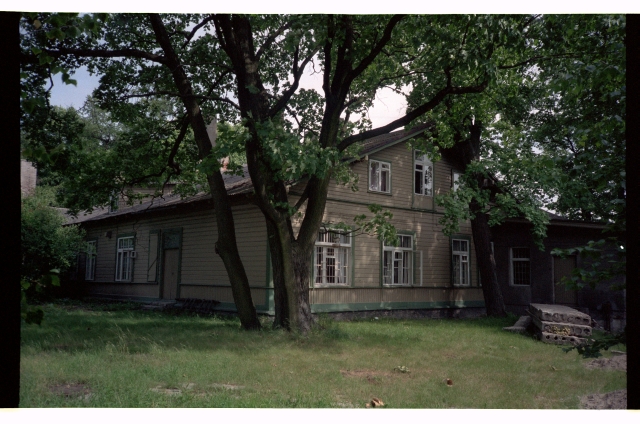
[161,248,179,300]
[554,256,577,305]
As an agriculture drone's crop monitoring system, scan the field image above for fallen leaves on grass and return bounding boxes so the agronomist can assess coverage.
[366,397,385,408]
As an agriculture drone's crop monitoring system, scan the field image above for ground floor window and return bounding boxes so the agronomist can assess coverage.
[452,238,470,286]
[315,230,351,286]
[85,240,97,281]
[383,234,413,285]
[115,236,135,282]
[510,247,530,285]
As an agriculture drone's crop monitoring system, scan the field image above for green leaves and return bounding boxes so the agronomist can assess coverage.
[353,204,398,246]
[551,238,625,290]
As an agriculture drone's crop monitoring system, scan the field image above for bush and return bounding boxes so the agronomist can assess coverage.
[21,186,85,322]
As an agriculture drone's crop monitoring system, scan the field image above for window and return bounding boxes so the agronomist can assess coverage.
[452,238,470,286]
[315,230,351,286]
[452,172,462,192]
[85,240,97,281]
[510,247,530,286]
[369,160,390,193]
[115,236,135,282]
[383,234,413,285]
[414,151,433,196]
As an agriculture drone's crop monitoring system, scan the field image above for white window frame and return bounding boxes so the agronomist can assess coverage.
[115,236,135,282]
[314,229,351,286]
[452,238,470,286]
[383,234,413,286]
[452,171,462,192]
[510,247,531,286]
[414,151,434,196]
[369,159,391,193]
[85,240,97,281]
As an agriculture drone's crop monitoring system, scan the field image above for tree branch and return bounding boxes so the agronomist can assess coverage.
[347,15,405,84]
[41,47,167,65]
[255,19,294,61]
[181,15,215,49]
[498,53,579,70]
[268,43,321,118]
[118,90,239,110]
[337,78,489,151]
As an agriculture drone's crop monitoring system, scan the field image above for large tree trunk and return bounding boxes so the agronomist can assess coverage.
[150,14,260,330]
[266,221,288,329]
[441,121,507,317]
[470,197,507,317]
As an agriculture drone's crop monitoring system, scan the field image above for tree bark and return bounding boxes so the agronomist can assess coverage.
[149,14,260,330]
[266,221,288,329]
[441,121,507,317]
[470,197,507,317]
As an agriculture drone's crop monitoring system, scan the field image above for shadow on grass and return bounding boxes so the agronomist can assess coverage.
[21,301,358,355]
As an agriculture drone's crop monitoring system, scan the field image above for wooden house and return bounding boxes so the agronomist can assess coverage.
[67,124,624,325]
[68,124,485,316]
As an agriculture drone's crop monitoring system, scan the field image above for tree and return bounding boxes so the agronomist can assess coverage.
[404,15,625,317]
[21,186,85,324]
[21,13,621,330]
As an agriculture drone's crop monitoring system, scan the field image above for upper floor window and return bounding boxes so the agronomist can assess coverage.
[383,234,413,285]
[115,236,135,282]
[369,160,390,193]
[85,240,97,281]
[315,230,351,286]
[452,172,462,192]
[414,151,433,196]
[452,238,470,286]
[510,247,530,286]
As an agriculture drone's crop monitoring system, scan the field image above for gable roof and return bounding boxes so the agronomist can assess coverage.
[67,124,435,225]
[356,122,434,158]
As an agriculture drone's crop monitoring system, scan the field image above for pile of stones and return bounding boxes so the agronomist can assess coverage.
[528,303,592,345]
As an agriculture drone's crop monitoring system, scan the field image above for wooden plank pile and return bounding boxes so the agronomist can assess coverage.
[528,303,592,345]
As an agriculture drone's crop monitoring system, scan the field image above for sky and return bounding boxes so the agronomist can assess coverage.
[40,3,638,128]
[49,64,409,130]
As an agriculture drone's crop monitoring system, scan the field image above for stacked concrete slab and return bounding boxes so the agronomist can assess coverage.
[528,303,592,345]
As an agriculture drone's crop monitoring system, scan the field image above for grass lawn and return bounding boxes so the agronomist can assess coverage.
[19,300,626,408]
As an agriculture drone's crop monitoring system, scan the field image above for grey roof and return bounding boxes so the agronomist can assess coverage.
[67,165,253,225]
[356,122,433,157]
[67,124,435,225]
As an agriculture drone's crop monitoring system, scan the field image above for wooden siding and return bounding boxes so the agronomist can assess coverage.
[288,140,477,304]
[309,287,484,305]
[81,137,482,311]
[320,142,462,213]
[293,199,478,289]
[84,203,268,300]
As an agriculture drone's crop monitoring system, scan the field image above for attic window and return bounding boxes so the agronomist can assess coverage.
[369,159,390,193]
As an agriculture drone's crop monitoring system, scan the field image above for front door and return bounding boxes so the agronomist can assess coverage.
[554,256,578,305]
[161,248,179,300]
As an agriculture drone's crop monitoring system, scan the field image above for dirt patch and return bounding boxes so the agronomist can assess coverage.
[210,383,244,390]
[49,383,91,400]
[151,382,244,396]
[580,390,627,409]
[585,354,626,371]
